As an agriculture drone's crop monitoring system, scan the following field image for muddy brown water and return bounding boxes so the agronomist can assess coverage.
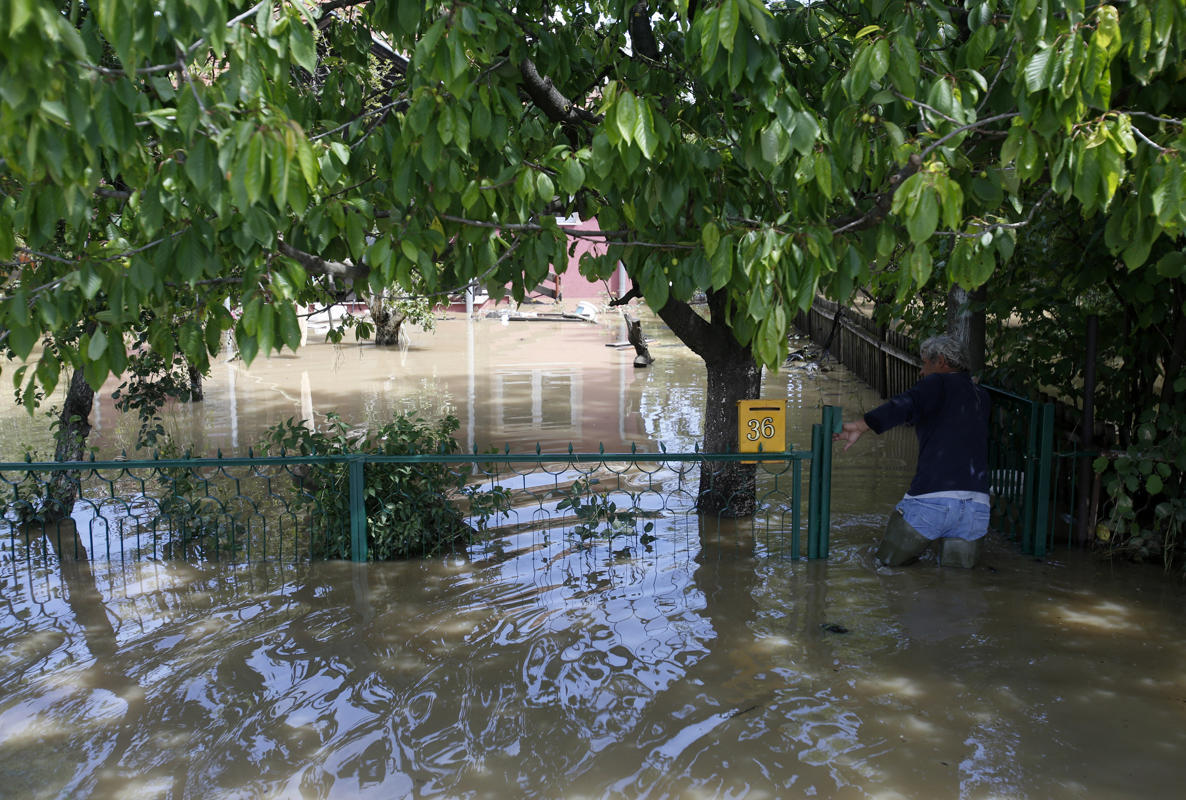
[2,309,1185,798]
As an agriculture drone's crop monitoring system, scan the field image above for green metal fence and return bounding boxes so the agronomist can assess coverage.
[2,408,841,565]
[985,386,1056,556]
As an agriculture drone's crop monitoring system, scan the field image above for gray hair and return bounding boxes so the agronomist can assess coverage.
[920,334,968,371]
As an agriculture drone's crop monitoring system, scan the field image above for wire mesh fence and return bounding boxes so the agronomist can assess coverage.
[2,409,841,565]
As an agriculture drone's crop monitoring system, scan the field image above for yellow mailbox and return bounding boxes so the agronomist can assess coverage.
[737,399,786,461]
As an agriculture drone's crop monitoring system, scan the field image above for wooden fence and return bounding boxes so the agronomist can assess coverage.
[794,297,919,399]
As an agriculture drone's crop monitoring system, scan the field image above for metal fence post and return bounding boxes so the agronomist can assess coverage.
[791,458,803,560]
[819,406,838,559]
[1022,402,1040,554]
[348,456,367,562]
[1033,403,1056,558]
[808,422,822,558]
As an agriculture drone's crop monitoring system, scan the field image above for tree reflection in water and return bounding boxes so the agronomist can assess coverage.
[5,513,1186,799]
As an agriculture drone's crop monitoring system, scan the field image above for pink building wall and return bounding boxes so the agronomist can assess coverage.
[553,215,627,302]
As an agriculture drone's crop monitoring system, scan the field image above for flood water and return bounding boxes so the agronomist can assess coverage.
[2,308,1185,798]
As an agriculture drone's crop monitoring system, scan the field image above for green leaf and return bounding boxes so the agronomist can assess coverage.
[760,123,780,165]
[640,258,669,309]
[257,304,275,355]
[244,133,266,205]
[1017,131,1041,179]
[289,23,318,73]
[237,333,260,365]
[279,304,302,351]
[910,245,933,285]
[10,0,35,34]
[906,187,939,244]
[1025,48,1053,92]
[710,237,734,289]
[35,349,60,396]
[632,98,658,159]
[84,353,108,392]
[718,0,740,52]
[87,327,108,360]
[559,158,585,195]
[1155,251,1185,279]
[397,0,422,33]
[847,44,872,99]
[0,212,13,260]
[179,320,203,362]
[615,91,638,145]
[789,111,818,156]
[7,325,34,359]
[185,137,220,198]
[78,267,102,300]
[814,154,833,197]
[868,38,890,84]
[702,221,721,258]
[1073,147,1101,210]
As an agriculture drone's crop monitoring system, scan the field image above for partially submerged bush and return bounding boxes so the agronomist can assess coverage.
[1095,401,1186,574]
[262,413,509,560]
[557,478,655,545]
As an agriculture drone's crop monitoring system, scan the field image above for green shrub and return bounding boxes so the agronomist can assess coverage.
[1095,401,1186,574]
[262,413,509,560]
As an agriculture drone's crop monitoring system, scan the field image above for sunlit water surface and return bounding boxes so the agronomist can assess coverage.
[2,310,1185,798]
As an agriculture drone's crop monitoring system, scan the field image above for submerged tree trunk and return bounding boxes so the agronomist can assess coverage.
[624,312,653,367]
[656,291,763,517]
[44,369,96,522]
[366,294,408,346]
[187,362,204,401]
[700,348,763,516]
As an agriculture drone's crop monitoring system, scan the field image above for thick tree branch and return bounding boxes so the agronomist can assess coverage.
[519,59,602,126]
[655,296,718,361]
[608,279,643,306]
[277,241,370,282]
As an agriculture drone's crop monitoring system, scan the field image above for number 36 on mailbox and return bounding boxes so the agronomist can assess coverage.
[736,399,786,462]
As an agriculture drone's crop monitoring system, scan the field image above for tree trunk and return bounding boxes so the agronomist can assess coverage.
[947,285,986,375]
[699,348,763,516]
[187,362,204,401]
[624,312,653,367]
[366,295,407,346]
[44,369,95,522]
[656,291,763,517]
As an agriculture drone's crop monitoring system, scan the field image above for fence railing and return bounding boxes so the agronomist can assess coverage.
[2,409,842,565]
[985,386,1057,557]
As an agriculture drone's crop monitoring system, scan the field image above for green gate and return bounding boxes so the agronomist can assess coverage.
[985,386,1056,556]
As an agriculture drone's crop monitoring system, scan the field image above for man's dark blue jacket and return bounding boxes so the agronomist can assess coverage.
[863,372,991,496]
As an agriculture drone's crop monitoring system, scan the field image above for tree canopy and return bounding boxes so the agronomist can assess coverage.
[2,0,1185,405]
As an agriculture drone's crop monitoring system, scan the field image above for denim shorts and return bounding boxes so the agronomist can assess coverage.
[896,496,990,541]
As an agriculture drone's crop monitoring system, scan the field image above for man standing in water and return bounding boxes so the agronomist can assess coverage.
[833,334,991,568]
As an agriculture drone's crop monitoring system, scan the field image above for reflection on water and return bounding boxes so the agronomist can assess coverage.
[3,528,1186,798]
[3,309,1186,797]
[1,309,898,459]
